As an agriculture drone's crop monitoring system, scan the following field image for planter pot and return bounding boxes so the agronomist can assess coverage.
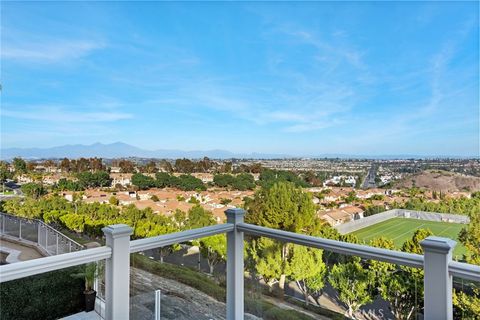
[84,290,97,312]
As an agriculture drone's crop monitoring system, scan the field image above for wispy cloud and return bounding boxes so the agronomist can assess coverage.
[2,37,105,62]
[2,106,132,123]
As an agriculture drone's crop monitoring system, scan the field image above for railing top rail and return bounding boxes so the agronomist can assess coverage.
[0,246,111,283]
[2,221,478,285]
[0,212,84,249]
[449,261,480,282]
[237,222,425,268]
[130,223,234,253]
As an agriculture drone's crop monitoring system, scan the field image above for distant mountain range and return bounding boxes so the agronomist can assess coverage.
[0,142,474,160]
[0,142,288,160]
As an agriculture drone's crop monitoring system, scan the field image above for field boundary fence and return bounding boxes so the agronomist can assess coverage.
[335,209,470,234]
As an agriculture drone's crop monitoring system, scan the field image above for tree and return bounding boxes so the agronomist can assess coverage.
[455,203,480,318]
[329,260,372,318]
[200,234,227,274]
[158,160,173,173]
[370,231,426,320]
[175,158,195,173]
[77,171,112,189]
[143,161,158,174]
[60,158,71,172]
[119,160,135,173]
[176,174,206,191]
[155,172,176,188]
[57,178,83,191]
[344,191,358,203]
[245,182,322,293]
[401,228,433,254]
[131,173,156,190]
[287,245,326,306]
[21,183,47,199]
[259,169,309,188]
[12,157,27,174]
[185,205,216,229]
[367,237,418,320]
[109,196,119,206]
[232,173,255,190]
[0,161,13,192]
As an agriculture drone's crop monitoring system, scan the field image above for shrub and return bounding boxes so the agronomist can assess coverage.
[0,266,84,320]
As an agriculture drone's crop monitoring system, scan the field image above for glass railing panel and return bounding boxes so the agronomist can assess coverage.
[453,276,480,320]
[0,260,106,320]
[130,236,227,319]
[243,237,423,320]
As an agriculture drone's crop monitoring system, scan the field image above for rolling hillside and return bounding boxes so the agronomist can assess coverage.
[394,170,480,192]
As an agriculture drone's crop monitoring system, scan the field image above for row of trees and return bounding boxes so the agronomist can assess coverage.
[212,173,256,190]
[131,172,207,191]
[258,169,310,188]
[0,195,227,274]
[54,171,112,191]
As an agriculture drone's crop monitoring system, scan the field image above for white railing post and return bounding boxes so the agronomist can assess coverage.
[155,289,161,320]
[19,220,22,239]
[225,208,245,320]
[102,224,133,320]
[420,236,456,320]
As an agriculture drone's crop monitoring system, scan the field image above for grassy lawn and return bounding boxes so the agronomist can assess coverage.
[351,217,467,259]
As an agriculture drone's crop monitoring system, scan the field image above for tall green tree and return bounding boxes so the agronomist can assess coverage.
[328,260,372,319]
[185,205,216,229]
[287,245,326,306]
[245,182,322,293]
[21,183,47,199]
[131,173,156,190]
[12,157,27,174]
[200,234,227,274]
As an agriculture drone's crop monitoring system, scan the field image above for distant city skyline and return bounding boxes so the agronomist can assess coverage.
[1,1,479,157]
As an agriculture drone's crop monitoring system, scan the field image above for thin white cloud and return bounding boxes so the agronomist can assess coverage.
[2,39,105,62]
[2,106,132,123]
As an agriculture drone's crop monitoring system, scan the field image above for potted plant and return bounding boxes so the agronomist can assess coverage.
[72,262,98,312]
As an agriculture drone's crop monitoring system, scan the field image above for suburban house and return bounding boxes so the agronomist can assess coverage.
[319,205,364,226]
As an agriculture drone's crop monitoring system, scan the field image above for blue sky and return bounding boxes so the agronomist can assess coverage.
[1,1,479,157]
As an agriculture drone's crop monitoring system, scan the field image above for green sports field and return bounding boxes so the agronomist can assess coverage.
[351,217,467,258]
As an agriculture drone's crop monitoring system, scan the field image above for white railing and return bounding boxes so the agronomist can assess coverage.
[0,212,84,255]
[1,208,479,320]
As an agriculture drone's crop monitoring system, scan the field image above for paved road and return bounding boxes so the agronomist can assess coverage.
[362,164,378,189]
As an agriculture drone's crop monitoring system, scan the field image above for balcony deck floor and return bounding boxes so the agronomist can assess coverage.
[61,311,101,320]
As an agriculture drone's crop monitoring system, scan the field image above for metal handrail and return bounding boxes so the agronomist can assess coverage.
[449,260,480,282]
[130,223,234,253]
[237,223,424,268]
[0,246,111,282]
[1,221,478,286]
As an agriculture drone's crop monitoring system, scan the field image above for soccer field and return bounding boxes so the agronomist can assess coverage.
[351,217,467,258]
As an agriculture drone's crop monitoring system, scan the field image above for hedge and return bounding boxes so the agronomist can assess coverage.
[0,266,85,320]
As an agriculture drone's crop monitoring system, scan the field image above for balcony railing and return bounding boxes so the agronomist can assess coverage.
[1,208,479,320]
[0,212,84,255]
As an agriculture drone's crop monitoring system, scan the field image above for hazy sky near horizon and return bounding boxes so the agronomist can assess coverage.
[1,1,479,156]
